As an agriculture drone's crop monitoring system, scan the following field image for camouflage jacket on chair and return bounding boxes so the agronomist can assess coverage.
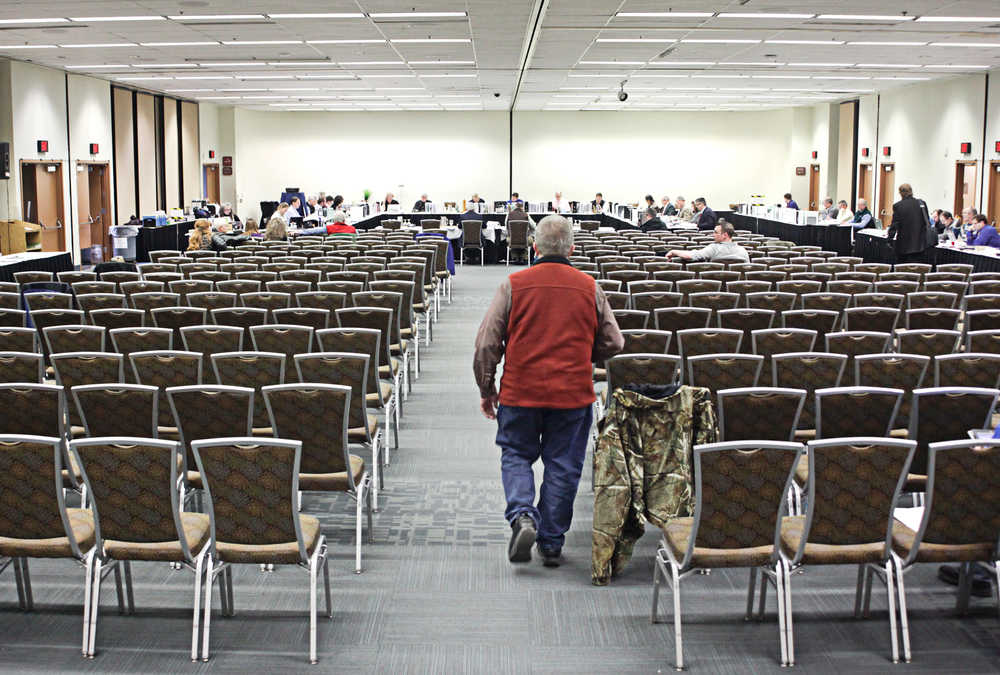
[591,385,717,585]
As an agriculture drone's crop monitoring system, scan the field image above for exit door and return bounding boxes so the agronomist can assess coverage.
[878,163,895,225]
[20,161,65,251]
[954,161,977,215]
[988,161,1000,226]
[858,164,873,206]
[76,162,112,263]
[808,164,821,210]
[203,163,220,204]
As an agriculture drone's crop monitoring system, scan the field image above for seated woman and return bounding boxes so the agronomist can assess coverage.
[211,221,249,250]
[265,203,289,240]
[219,202,240,223]
[243,218,263,239]
[186,219,213,251]
[966,214,1000,248]
[293,211,357,237]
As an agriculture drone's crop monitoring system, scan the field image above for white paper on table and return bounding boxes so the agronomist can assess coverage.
[894,506,923,533]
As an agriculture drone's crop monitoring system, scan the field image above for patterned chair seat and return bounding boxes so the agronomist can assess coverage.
[365,381,393,406]
[661,517,773,568]
[348,414,379,443]
[300,454,365,491]
[215,514,321,565]
[891,524,993,563]
[103,512,210,562]
[0,508,94,558]
[780,514,909,565]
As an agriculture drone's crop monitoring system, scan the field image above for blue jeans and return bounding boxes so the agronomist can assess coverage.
[496,404,593,552]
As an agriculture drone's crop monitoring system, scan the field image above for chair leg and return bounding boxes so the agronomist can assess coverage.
[957,561,972,615]
[354,483,364,575]
[12,556,25,610]
[371,437,381,513]
[853,564,866,618]
[191,549,205,662]
[123,561,135,614]
[757,565,768,620]
[782,559,795,666]
[82,550,94,657]
[745,567,758,621]
[995,559,1000,619]
[863,565,875,617]
[671,561,684,671]
[892,556,911,663]
[774,563,789,667]
[18,558,33,611]
[113,563,125,614]
[201,557,214,662]
[885,559,900,664]
[323,554,332,619]
[366,476,374,545]
[309,549,319,664]
[651,559,661,623]
[88,558,102,657]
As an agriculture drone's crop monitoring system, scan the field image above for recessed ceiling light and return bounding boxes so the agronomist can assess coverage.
[267,13,364,19]
[390,38,471,43]
[338,61,405,66]
[856,64,921,68]
[222,40,302,45]
[766,40,845,45]
[915,16,1000,23]
[408,61,475,65]
[787,62,854,67]
[369,12,467,18]
[929,42,1000,48]
[681,38,761,44]
[615,12,714,18]
[140,41,220,47]
[579,60,646,65]
[61,43,137,48]
[595,38,677,43]
[813,75,871,80]
[717,13,815,18]
[924,64,991,69]
[174,76,233,80]
[0,18,68,25]
[418,73,477,78]
[168,14,265,21]
[70,16,166,22]
[816,14,914,21]
[133,63,198,68]
[239,75,295,79]
[721,62,787,66]
[847,41,927,46]
[66,64,129,69]
[306,39,385,44]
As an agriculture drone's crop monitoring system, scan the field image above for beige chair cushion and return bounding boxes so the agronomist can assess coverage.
[186,471,204,490]
[390,340,409,356]
[891,521,995,563]
[61,452,84,488]
[158,426,181,442]
[216,514,321,565]
[435,271,449,280]
[0,508,95,558]
[348,415,379,443]
[251,426,274,437]
[889,428,909,438]
[793,429,816,442]
[779,514,899,565]
[300,454,365,492]
[794,453,809,484]
[378,357,401,378]
[593,367,606,383]
[662,517,774,568]
[104,512,210,562]
[366,381,393,406]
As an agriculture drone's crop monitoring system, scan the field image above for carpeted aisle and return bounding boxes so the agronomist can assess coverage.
[1,265,998,673]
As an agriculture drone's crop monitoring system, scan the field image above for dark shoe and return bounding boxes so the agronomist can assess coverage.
[938,563,994,597]
[538,545,561,568]
[938,564,960,586]
[508,514,536,563]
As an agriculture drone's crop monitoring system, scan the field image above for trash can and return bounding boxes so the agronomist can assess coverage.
[109,225,140,262]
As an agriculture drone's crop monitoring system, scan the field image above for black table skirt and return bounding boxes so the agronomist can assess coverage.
[726,212,854,256]
[0,252,73,283]
[136,220,197,263]
[352,211,631,232]
[854,231,1000,271]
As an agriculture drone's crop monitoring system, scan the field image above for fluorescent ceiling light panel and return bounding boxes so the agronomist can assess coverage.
[369,12,467,18]
[218,88,268,91]
[721,62,786,66]
[787,62,854,67]
[116,76,172,81]
[166,88,212,92]
[267,13,364,19]
[201,62,268,67]
[307,39,384,44]
[816,14,914,21]
[133,63,197,68]
[296,73,356,79]
[615,12,714,18]
[66,64,128,69]
[654,61,716,66]
[752,74,811,79]
[717,13,815,18]
[391,38,471,43]
[925,64,991,69]
[168,15,265,20]
[241,95,290,99]
[197,96,241,100]
[856,64,921,68]
[408,60,474,65]
[338,61,404,65]
[222,40,302,45]
[267,62,333,66]
[813,75,871,80]
[70,16,165,22]
[596,38,676,43]
[873,76,929,80]
[61,43,137,48]
[766,40,845,45]
[692,74,749,79]
[567,73,626,77]
[629,73,689,78]
[579,60,645,65]
[375,87,425,90]
[418,73,476,77]
[140,41,219,47]
[681,38,760,44]
[174,75,232,80]
[239,75,295,79]
[847,41,927,46]
[929,42,1000,47]
[0,18,67,24]
[267,87,320,91]
[915,16,1000,23]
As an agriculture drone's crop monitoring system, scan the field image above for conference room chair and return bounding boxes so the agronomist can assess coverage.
[964,309,1000,334]
[815,387,903,440]
[31,309,85,355]
[782,310,839,346]
[99,271,140,288]
[0,350,42,384]
[601,261,640,276]
[780,436,917,665]
[326,271,369,289]
[750,328,816,375]
[184,250,217,261]
[923,280,968,298]
[890,439,1000,647]
[459,221,484,266]
[266,280,311,297]
[0,308,27,328]
[506,220,530,265]
[811,263,850,276]
[853,292,905,312]
[56,271,96,286]
[893,262,932,277]
[307,262,344,277]
[25,291,73,314]
[120,280,164,298]
[137,263,178,276]
[965,329,1000,354]
[603,354,682,408]
[249,324,315,383]
[168,280,213,303]
[653,307,712,353]
[960,294,1000,314]
[935,263,974,278]
[675,279,722,301]
[0,433,95,650]
[150,306,208,345]
[880,272,921,284]
[186,291,238,316]
[279,269,322,290]
[654,270,696,285]
[687,354,763,391]
[130,350,202,434]
[179,263,218,279]
[296,291,348,316]
[607,270,649,286]
[651,440,802,669]
[166,384,254,509]
[89,308,145,332]
[179,325,243,385]
[801,292,851,319]
[211,352,284,434]
[76,293,126,318]
[746,291,797,313]
[51,352,124,429]
[131,292,182,317]
[826,328,890,357]
[140,272,183,286]
[896,329,962,359]
[290,353,383,504]
[843,307,901,334]
[677,328,743,368]
[612,309,649,331]
[369,280,421,373]
[746,271,789,286]
[772,353,848,432]
[236,270,278,286]
[934,352,1000,389]
[686,262,724,274]
[688,292,740,319]
[219,263,257,276]
[699,270,741,285]
[240,292,292,319]
[44,325,105,355]
[906,387,1000,498]
[0,292,19,311]
[72,383,158,438]
[0,326,38,352]
[192,437,332,664]
[596,279,622,294]
[828,279,874,295]
[718,309,776,353]
[908,291,960,311]
[272,308,330,333]
[68,436,209,659]
[627,280,674,296]
[14,271,54,285]
[904,308,960,332]
[209,308,267,349]
[630,291,681,314]
[618,329,672,356]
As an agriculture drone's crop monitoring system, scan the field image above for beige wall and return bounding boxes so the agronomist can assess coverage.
[112,88,136,224]
[163,98,180,210]
[180,101,200,205]
[135,92,156,215]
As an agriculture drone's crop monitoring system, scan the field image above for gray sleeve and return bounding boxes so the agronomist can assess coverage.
[689,244,713,261]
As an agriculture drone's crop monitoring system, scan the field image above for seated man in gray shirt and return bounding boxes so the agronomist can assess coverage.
[665,221,750,263]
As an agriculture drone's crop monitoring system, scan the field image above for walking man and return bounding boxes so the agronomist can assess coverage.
[474,215,623,566]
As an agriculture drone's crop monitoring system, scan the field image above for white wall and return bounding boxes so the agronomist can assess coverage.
[67,74,114,247]
[0,61,13,221]
[512,110,798,209]
[198,101,236,206]
[233,110,509,221]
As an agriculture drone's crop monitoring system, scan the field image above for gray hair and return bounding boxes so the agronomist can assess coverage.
[332,211,346,223]
[534,215,573,257]
[676,195,685,201]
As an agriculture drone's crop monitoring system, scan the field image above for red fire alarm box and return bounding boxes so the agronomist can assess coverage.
[811,151,817,159]
[960,142,972,154]
[89,143,99,155]
[37,140,48,153]
[208,150,215,159]
[996,140,1000,153]
[882,146,891,157]
[861,147,869,157]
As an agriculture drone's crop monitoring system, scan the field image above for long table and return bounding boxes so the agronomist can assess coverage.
[350,211,632,231]
[0,251,74,283]
[725,212,855,256]
[855,229,1000,273]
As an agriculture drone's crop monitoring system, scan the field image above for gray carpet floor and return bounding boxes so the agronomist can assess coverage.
[1,264,998,673]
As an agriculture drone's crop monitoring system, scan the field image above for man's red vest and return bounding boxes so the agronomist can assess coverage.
[499,261,598,409]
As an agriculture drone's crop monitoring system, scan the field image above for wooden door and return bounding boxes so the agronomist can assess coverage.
[878,163,895,224]
[76,166,92,249]
[808,164,820,210]
[203,163,220,203]
[988,161,1000,226]
[954,161,977,215]
[21,161,65,251]
[858,164,872,204]
[83,163,111,261]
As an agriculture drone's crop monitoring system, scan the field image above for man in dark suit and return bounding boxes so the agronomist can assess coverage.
[692,197,717,231]
[412,194,431,211]
[639,207,667,233]
[887,183,932,264]
[590,192,605,212]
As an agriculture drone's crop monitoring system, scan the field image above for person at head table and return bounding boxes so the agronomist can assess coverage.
[674,196,693,221]
[305,195,320,215]
[836,200,853,223]
[470,193,486,204]
[590,192,605,212]
[966,214,1000,248]
[821,198,838,220]
[666,221,749,263]
[639,207,667,233]
[851,198,873,229]
[412,193,431,211]
[661,196,677,216]
[552,191,571,213]
[285,196,302,221]
[784,193,800,210]
[219,202,240,223]
[692,197,717,231]
[381,192,399,210]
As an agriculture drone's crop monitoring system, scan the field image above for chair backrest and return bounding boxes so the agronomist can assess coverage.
[0,384,65,437]
[51,352,124,423]
[605,353,681,393]
[167,385,254,470]
[897,329,962,358]
[293,352,369,431]
[315,328,382,399]
[772,352,847,429]
[619,329,671,355]
[335,307,393,368]
[263,383,355,481]
[0,326,37,352]
[909,387,999,475]
[966,329,1000,354]
[250,324,314,380]
[89,308,144,332]
[130,350,202,424]
[787,437,915,563]
[0,434,84,556]
[687,354,763,390]
[814,386,903,439]
[508,220,529,247]
[43,324,106,355]
[0,351,43,384]
[72,383,158,438]
[211,351,285,427]
[717,387,805,442]
[77,293,126,315]
[904,439,1000,558]
[934,352,1000,389]
[70,437,189,552]
[682,440,801,565]
[193,437,307,559]
[825,331,891,362]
